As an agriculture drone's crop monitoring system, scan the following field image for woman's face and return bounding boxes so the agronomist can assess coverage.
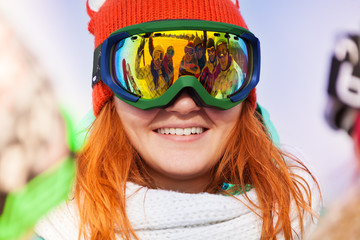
[114,92,242,193]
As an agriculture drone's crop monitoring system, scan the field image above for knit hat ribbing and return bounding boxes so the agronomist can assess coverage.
[87,0,256,116]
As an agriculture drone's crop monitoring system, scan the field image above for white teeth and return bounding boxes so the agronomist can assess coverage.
[157,127,205,135]
[196,127,202,134]
[191,127,196,134]
[170,128,176,134]
[184,128,191,135]
[175,128,184,135]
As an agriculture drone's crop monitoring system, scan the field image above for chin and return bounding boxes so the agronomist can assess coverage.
[156,155,215,176]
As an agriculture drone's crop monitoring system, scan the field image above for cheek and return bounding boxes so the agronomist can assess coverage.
[203,105,242,167]
[204,104,242,128]
[113,97,159,139]
[204,104,242,148]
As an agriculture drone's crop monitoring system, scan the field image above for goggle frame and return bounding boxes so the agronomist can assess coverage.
[92,20,261,110]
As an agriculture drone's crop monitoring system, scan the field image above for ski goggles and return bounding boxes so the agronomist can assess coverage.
[92,20,260,110]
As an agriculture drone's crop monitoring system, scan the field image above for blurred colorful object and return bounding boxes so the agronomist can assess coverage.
[325,32,360,134]
[309,30,360,240]
[0,16,76,240]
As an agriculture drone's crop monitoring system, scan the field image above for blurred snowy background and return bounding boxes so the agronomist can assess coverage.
[0,0,359,205]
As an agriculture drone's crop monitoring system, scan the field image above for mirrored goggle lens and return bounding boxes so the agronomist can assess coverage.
[110,30,252,100]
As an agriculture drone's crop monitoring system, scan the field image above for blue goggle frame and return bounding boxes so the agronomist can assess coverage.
[93,20,261,110]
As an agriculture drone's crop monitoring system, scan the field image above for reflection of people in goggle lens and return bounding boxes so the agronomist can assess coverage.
[207,38,216,64]
[34,0,321,239]
[216,41,229,70]
[200,38,218,91]
[185,45,194,56]
[179,42,200,78]
[208,47,216,59]
[194,36,206,71]
[212,40,240,98]
[97,27,261,108]
[152,46,164,69]
[134,43,168,97]
[162,46,175,83]
[166,46,174,56]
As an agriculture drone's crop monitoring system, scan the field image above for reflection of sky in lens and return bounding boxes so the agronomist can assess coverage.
[114,41,128,90]
[233,39,248,60]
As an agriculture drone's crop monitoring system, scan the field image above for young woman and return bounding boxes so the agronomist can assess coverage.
[35,0,321,239]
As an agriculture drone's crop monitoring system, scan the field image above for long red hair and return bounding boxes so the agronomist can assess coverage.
[75,98,320,239]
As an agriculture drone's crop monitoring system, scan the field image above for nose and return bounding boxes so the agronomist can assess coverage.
[165,90,201,115]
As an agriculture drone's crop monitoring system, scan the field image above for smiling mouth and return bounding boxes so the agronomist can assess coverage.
[156,127,207,136]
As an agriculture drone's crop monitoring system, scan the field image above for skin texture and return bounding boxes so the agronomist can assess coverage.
[114,91,242,193]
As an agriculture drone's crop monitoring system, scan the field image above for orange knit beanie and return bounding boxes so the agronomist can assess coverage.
[87,0,257,116]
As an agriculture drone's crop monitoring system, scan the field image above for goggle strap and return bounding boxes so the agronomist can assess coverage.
[92,44,102,87]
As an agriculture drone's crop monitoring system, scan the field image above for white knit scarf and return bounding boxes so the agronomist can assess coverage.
[35,179,319,240]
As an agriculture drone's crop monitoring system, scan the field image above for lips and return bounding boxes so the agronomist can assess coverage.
[156,127,206,136]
